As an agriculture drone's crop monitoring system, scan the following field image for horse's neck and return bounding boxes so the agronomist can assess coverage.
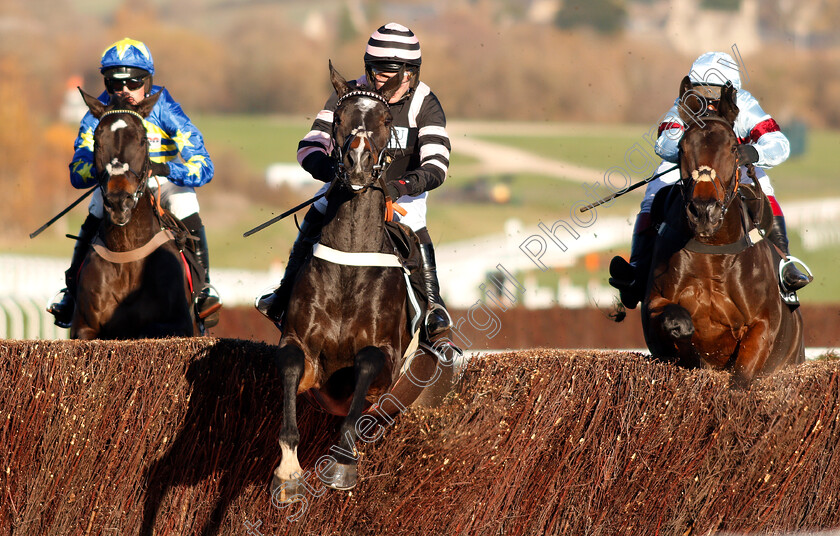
[101,194,161,251]
[319,189,387,253]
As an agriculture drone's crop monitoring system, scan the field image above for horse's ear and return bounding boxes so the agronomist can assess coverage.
[329,60,350,99]
[677,75,703,124]
[135,90,162,118]
[378,65,404,103]
[79,88,106,119]
[718,82,739,125]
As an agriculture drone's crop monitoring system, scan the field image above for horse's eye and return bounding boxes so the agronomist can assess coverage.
[384,116,392,127]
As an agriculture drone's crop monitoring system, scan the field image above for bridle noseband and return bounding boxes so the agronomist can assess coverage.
[331,90,393,194]
[97,108,151,213]
[679,114,741,224]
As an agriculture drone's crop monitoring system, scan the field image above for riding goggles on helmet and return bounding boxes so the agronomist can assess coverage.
[105,76,147,93]
[366,61,412,74]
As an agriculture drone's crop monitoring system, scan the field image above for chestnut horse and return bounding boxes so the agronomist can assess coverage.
[71,91,197,339]
[642,77,804,386]
[271,63,444,500]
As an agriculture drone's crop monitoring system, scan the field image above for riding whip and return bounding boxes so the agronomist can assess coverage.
[579,164,679,213]
[243,193,325,237]
[29,186,97,239]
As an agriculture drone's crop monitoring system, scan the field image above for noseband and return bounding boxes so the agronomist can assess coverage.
[97,109,151,212]
[332,90,393,194]
[679,115,741,224]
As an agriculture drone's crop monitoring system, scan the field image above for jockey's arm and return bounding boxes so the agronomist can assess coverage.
[735,90,790,168]
[69,115,99,189]
[394,92,451,197]
[155,93,214,188]
[653,99,685,164]
[298,106,335,182]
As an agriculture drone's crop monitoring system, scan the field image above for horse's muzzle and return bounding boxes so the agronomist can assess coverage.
[105,194,137,227]
[686,199,724,238]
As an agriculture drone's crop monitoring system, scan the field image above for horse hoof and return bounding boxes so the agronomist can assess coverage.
[270,471,306,502]
[321,462,357,490]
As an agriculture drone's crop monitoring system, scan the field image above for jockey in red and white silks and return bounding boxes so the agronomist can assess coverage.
[642,51,790,215]
[609,51,810,311]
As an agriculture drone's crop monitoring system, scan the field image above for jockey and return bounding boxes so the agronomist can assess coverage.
[609,51,812,309]
[48,37,221,327]
[257,22,455,342]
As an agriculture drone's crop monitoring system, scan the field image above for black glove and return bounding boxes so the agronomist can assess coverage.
[150,161,170,177]
[386,178,412,200]
[736,144,759,165]
[305,154,337,182]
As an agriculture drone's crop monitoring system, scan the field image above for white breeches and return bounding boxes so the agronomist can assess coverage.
[313,181,429,232]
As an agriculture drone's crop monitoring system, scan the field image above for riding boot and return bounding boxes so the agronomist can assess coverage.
[193,225,222,321]
[256,208,325,324]
[48,213,101,328]
[609,213,655,310]
[419,242,452,338]
[767,215,812,292]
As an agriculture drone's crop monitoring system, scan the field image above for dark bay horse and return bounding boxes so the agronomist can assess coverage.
[271,63,443,499]
[642,77,804,386]
[71,91,197,339]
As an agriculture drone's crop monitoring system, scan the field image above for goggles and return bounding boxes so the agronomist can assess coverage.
[105,76,147,93]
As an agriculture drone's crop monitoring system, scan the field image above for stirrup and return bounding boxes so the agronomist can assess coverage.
[255,290,280,320]
[425,303,452,336]
[46,289,73,329]
[778,256,813,293]
[197,284,222,319]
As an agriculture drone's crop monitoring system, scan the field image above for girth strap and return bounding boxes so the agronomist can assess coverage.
[92,229,175,264]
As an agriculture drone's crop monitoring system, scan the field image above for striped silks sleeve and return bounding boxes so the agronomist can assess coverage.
[410,91,450,193]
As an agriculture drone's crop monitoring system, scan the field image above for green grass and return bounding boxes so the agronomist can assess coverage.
[475,128,840,201]
[475,132,647,170]
[193,114,312,172]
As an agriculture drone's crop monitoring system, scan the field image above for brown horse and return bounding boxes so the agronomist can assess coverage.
[642,77,804,386]
[271,63,445,501]
[71,91,197,339]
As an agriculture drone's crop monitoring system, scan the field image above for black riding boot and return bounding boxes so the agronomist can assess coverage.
[609,214,656,310]
[419,242,451,338]
[193,225,222,321]
[48,213,101,328]
[767,215,812,292]
[256,208,325,324]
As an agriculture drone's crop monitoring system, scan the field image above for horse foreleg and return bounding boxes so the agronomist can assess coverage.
[653,304,702,369]
[271,344,307,502]
[732,320,773,387]
[321,345,386,491]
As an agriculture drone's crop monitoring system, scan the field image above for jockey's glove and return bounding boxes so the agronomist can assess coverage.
[150,161,170,177]
[386,177,412,200]
[305,154,337,182]
[736,144,759,165]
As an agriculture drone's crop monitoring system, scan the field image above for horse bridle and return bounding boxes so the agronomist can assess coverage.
[678,114,741,224]
[96,109,151,211]
[331,90,394,194]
